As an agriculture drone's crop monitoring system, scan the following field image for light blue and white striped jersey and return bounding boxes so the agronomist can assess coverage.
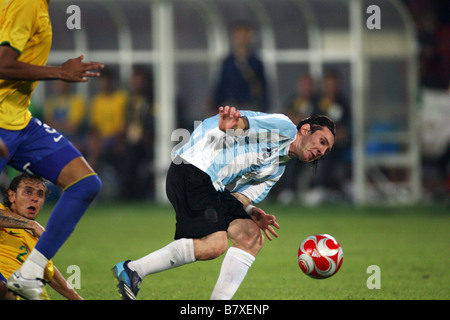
[174,111,298,203]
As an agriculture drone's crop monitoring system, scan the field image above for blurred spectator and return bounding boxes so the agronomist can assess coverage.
[87,69,128,179]
[403,0,450,89]
[283,73,318,125]
[308,69,352,204]
[121,66,155,200]
[276,73,318,204]
[209,21,268,115]
[44,81,87,153]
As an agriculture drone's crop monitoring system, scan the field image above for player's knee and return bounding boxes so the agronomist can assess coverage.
[231,222,264,256]
[244,232,264,256]
[80,174,101,199]
[84,174,102,199]
[66,174,102,202]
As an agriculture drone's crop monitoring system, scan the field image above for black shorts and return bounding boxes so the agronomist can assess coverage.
[166,158,251,240]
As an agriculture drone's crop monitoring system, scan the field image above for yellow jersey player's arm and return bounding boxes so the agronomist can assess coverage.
[0,0,101,82]
[0,208,45,237]
[0,45,102,83]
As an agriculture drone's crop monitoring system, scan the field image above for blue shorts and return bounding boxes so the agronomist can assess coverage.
[0,118,82,184]
[0,272,6,284]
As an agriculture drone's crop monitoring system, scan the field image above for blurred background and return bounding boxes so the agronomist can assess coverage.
[1,0,448,206]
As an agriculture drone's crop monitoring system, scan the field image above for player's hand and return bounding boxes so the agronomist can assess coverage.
[249,207,280,241]
[60,54,104,82]
[0,138,9,158]
[30,220,46,238]
[219,106,241,132]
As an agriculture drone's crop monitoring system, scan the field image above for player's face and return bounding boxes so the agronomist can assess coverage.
[295,126,335,162]
[8,179,46,220]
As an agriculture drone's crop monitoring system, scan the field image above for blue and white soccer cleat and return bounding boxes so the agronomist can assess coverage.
[112,260,142,300]
[7,270,46,300]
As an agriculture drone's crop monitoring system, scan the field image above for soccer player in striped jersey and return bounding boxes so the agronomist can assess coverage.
[113,106,336,300]
[0,0,103,299]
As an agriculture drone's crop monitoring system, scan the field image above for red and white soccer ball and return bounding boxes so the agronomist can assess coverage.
[298,234,343,279]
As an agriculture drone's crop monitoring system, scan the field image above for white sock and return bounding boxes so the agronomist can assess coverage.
[128,238,196,279]
[210,246,255,300]
[20,249,48,280]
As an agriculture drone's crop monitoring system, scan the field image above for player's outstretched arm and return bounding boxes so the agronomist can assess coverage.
[218,106,248,132]
[0,45,103,82]
[0,209,45,237]
[59,54,104,82]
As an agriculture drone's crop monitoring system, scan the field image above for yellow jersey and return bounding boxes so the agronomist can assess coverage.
[44,93,86,130]
[0,0,52,130]
[0,203,54,282]
[90,90,128,138]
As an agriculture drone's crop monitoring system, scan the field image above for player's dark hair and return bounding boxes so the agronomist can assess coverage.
[297,115,336,171]
[1,173,48,208]
[297,114,336,138]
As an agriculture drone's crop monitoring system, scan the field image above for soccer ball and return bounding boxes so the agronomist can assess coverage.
[297,234,343,279]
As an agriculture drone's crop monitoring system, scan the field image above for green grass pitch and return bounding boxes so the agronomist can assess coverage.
[37,201,449,300]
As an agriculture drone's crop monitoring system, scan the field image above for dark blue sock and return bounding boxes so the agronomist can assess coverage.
[35,174,102,259]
